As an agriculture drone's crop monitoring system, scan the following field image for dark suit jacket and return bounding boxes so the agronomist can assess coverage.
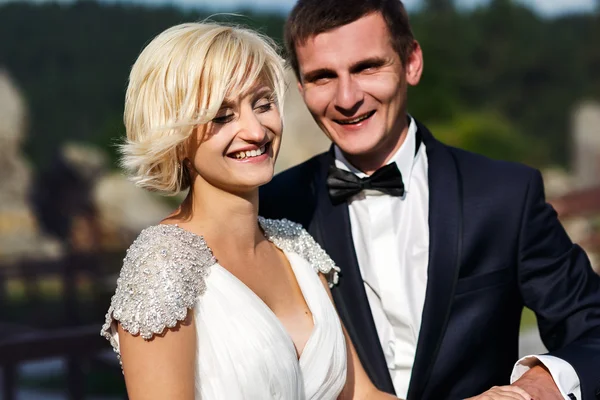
[260,120,600,400]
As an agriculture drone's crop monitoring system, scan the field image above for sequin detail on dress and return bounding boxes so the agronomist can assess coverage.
[100,224,216,351]
[259,217,340,287]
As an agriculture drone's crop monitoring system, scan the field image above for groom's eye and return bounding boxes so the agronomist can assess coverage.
[304,70,336,84]
[351,58,386,74]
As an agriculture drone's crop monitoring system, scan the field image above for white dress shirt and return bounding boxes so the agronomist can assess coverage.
[334,116,580,399]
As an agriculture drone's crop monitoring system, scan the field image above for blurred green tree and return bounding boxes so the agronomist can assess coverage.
[429,111,546,165]
[0,0,597,171]
[423,0,455,14]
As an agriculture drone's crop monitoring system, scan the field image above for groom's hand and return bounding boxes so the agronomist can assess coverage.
[465,385,531,400]
[511,364,562,400]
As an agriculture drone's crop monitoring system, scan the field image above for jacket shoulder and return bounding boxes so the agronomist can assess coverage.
[448,146,538,188]
[259,152,327,226]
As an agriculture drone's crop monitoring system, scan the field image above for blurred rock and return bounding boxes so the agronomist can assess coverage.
[93,173,171,249]
[61,142,108,182]
[541,167,572,200]
[572,101,600,189]
[562,217,593,245]
[276,69,331,173]
[0,69,30,206]
[0,69,62,263]
[30,142,171,252]
[30,142,108,252]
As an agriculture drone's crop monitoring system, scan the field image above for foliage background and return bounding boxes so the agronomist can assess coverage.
[0,0,599,171]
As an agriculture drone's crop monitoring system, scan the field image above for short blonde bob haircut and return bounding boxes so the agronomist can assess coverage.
[119,22,285,195]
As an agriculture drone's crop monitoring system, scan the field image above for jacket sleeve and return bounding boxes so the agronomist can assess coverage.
[517,169,600,399]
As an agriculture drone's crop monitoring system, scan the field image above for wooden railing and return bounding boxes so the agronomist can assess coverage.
[0,250,125,399]
[0,324,119,400]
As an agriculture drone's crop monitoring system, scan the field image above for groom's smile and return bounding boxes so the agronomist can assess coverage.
[334,110,376,126]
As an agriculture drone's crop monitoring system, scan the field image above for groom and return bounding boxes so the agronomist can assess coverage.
[260,0,600,399]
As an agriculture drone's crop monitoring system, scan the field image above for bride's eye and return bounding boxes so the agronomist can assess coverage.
[212,108,234,124]
[254,96,274,113]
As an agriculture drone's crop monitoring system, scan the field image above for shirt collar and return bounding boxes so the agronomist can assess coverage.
[334,115,419,193]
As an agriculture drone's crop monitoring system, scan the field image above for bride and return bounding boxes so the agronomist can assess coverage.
[101,21,398,399]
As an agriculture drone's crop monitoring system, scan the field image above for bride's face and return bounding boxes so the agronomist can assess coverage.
[187,81,282,194]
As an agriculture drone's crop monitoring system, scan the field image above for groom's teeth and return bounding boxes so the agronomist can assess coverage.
[338,112,373,125]
[232,146,267,160]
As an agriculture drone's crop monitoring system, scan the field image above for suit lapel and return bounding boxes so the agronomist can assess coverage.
[309,150,396,394]
[407,121,463,399]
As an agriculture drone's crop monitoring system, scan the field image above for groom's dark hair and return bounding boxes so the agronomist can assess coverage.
[285,0,415,80]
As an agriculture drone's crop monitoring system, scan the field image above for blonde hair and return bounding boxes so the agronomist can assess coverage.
[120,22,285,194]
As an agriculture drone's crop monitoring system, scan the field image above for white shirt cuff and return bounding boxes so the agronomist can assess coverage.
[511,355,581,400]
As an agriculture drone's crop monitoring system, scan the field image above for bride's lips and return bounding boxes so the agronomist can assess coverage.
[226,142,272,163]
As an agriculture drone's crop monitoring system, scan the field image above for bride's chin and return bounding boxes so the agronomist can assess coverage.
[221,179,270,197]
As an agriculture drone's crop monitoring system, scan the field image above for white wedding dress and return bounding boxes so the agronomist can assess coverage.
[101,217,347,399]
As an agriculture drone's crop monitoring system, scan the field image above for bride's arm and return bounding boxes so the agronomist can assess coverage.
[118,310,197,400]
[338,324,399,400]
[318,275,401,400]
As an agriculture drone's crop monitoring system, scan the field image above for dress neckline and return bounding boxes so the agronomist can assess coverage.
[158,221,318,361]
[213,258,318,361]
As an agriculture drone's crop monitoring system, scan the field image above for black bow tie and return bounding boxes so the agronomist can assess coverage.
[327,162,405,205]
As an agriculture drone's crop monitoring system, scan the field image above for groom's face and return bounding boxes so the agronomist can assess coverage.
[295,12,422,164]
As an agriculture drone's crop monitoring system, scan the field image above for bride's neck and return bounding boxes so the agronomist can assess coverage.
[171,181,262,253]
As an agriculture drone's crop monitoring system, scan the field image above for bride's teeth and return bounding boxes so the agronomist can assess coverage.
[232,145,268,159]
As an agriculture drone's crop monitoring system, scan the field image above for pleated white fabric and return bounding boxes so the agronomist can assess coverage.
[195,251,347,399]
[102,219,347,400]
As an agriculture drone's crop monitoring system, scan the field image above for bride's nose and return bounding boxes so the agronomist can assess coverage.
[237,108,267,143]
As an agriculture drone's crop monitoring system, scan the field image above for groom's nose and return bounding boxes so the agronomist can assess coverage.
[334,75,364,115]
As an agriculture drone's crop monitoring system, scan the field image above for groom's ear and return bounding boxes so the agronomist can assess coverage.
[296,81,305,98]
